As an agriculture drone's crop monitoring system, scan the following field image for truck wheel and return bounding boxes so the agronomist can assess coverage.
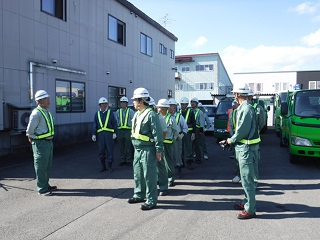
[289,154,298,164]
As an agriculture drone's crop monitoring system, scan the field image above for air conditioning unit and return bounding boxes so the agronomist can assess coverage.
[119,88,126,96]
[12,110,31,130]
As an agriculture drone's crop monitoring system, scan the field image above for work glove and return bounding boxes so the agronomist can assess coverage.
[178,133,184,140]
[92,135,96,142]
[191,133,195,141]
[112,133,117,139]
[219,140,231,151]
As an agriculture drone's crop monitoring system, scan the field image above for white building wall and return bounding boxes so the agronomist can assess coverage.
[233,72,297,93]
[0,0,177,154]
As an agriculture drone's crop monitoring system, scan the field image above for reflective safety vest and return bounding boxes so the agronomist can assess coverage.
[97,110,114,133]
[163,113,173,144]
[180,108,193,131]
[35,107,54,139]
[131,108,154,142]
[118,108,131,130]
[194,109,201,128]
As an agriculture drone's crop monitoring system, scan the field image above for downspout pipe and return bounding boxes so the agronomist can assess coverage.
[29,61,86,102]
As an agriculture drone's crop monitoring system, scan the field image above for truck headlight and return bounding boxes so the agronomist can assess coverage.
[291,136,312,146]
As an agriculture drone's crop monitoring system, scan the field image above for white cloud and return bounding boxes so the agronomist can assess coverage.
[221,44,320,80]
[290,2,319,14]
[301,29,320,46]
[193,36,208,48]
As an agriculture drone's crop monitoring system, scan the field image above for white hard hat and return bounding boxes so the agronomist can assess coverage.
[168,98,178,105]
[120,96,128,102]
[35,90,49,101]
[157,99,170,108]
[198,102,203,107]
[190,97,199,103]
[180,97,189,104]
[149,97,156,106]
[232,82,250,95]
[131,87,150,99]
[98,97,108,104]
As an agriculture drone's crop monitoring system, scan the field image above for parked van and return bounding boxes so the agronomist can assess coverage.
[213,98,233,141]
[202,104,217,133]
[280,89,320,163]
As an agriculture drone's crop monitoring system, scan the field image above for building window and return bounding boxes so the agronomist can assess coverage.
[170,49,175,59]
[108,15,126,45]
[182,67,190,72]
[257,83,263,92]
[56,80,85,112]
[41,0,66,21]
[108,86,127,110]
[175,83,184,90]
[159,43,167,55]
[195,82,213,90]
[195,64,214,71]
[140,33,152,57]
[308,81,320,89]
[274,83,280,92]
[168,89,173,98]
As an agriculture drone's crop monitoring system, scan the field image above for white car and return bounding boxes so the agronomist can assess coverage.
[202,104,217,132]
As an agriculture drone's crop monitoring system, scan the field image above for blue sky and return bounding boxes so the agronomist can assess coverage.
[129,0,320,79]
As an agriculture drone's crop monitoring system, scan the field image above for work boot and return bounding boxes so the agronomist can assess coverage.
[108,162,114,172]
[100,160,107,172]
[177,166,183,178]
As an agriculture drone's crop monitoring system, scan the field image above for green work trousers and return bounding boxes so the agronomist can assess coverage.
[157,153,168,191]
[32,139,53,193]
[182,132,193,162]
[117,129,133,164]
[173,138,183,166]
[236,144,259,215]
[132,146,158,207]
[164,142,175,183]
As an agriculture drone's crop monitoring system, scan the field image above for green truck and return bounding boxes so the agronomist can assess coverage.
[280,89,320,163]
[213,97,233,142]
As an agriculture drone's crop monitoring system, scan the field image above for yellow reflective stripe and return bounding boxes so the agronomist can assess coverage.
[188,127,193,130]
[165,113,171,124]
[232,109,237,129]
[131,132,154,142]
[163,139,173,144]
[35,108,54,139]
[239,137,261,144]
[175,112,181,124]
[97,110,114,133]
[181,109,193,130]
[195,109,200,128]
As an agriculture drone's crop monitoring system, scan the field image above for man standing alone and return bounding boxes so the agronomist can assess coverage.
[227,83,260,219]
[26,90,56,196]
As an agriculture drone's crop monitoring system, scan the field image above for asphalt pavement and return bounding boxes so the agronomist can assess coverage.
[1,129,320,240]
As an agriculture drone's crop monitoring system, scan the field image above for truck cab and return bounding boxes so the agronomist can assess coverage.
[213,98,233,142]
[280,89,320,163]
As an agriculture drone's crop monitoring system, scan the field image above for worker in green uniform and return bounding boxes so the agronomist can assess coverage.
[157,99,179,193]
[115,96,135,166]
[227,83,261,219]
[190,97,205,164]
[128,88,164,211]
[179,97,196,170]
[26,90,56,196]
